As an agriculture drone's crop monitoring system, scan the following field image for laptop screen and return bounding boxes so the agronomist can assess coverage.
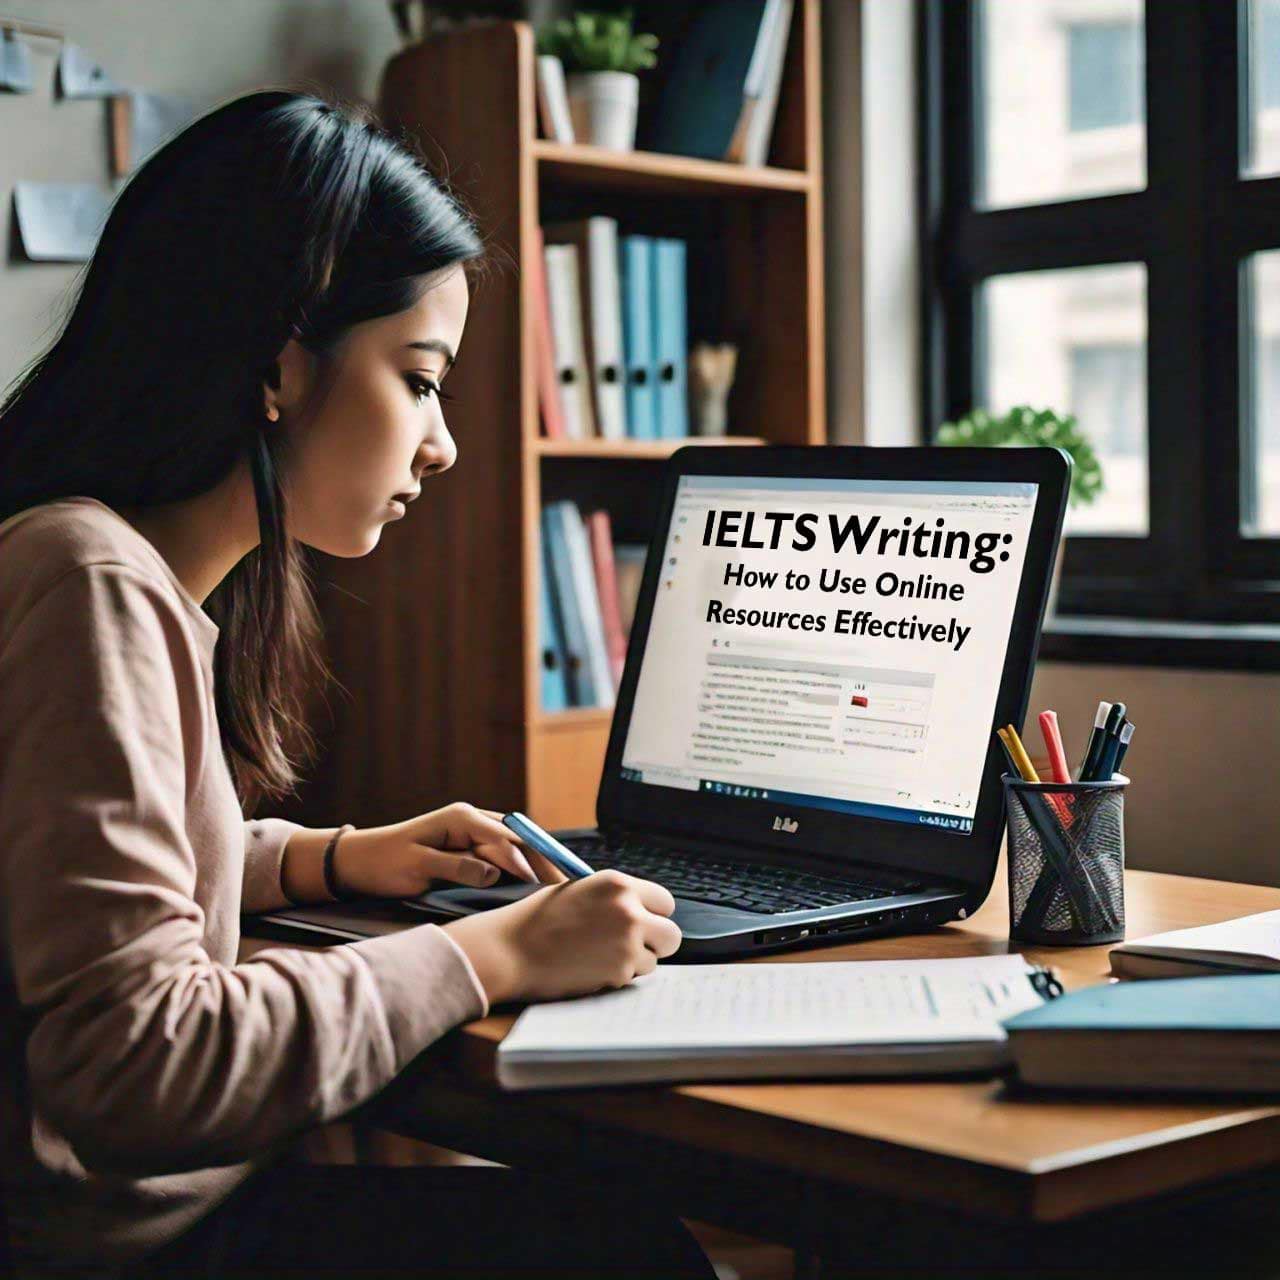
[619,475,1039,835]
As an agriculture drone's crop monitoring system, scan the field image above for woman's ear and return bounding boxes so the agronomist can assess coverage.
[262,336,313,423]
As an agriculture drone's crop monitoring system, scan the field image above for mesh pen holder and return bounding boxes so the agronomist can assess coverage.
[1004,774,1128,946]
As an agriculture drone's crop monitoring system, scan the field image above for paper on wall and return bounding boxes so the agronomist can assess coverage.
[57,42,123,98]
[13,181,115,262]
[126,90,197,169]
[1,28,34,93]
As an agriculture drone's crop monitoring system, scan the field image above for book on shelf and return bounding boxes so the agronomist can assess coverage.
[538,536,571,712]
[619,234,656,440]
[586,509,627,687]
[535,53,574,144]
[652,237,688,439]
[528,225,567,440]
[644,0,792,167]
[544,217,627,440]
[727,0,794,166]
[542,243,597,439]
[541,501,614,710]
[535,227,690,443]
[540,503,595,707]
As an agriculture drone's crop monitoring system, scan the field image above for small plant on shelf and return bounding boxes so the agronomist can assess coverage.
[936,405,1103,509]
[536,8,658,151]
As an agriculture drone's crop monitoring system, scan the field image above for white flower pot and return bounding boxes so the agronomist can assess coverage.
[566,71,639,151]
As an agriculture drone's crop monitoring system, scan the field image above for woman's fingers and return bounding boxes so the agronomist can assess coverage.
[522,848,571,884]
[622,874,677,918]
[643,912,683,959]
[405,804,538,882]
[418,847,503,888]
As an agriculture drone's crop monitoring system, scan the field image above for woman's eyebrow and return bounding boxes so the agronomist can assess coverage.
[403,339,455,370]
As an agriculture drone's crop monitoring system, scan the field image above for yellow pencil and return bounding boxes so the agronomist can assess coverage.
[999,724,1040,783]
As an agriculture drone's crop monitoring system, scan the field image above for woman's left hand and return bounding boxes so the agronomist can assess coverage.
[331,802,567,899]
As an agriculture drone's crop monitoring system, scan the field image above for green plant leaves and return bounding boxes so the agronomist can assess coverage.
[535,7,658,74]
[936,405,1104,508]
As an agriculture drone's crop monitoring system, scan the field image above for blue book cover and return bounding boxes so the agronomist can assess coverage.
[652,237,688,439]
[620,235,656,440]
[538,541,569,712]
[645,0,771,160]
[1004,973,1280,1034]
[541,504,596,706]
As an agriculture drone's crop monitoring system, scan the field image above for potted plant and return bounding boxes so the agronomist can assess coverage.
[536,8,658,151]
[936,405,1104,617]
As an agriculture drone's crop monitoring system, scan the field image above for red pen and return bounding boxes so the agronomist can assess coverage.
[1038,709,1073,784]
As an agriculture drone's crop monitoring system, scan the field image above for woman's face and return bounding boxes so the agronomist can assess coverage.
[272,266,469,557]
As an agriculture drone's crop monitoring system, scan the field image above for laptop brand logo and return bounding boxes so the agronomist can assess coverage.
[772,815,799,833]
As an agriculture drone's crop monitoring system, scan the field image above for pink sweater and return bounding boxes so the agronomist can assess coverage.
[0,497,489,1276]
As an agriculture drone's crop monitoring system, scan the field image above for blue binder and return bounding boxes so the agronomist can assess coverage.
[540,504,596,706]
[538,541,570,712]
[652,238,688,439]
[620,235,656,440]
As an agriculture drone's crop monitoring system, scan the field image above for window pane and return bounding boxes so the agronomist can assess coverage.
[979,0,1146,209]
[1246,251,1280,534]
[982,264,1148,536]
[1245,0,1280,177]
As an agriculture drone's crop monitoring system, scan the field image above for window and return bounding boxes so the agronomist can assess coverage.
[1068,23,1143,133]
[983,265,1148,535]
[978,0,1145,208]
[1247,0,1280,175]
[922,0,1280,630]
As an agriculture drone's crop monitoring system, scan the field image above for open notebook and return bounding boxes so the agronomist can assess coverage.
[496,954,1061,1090]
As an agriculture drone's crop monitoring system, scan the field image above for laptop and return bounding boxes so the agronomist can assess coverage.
[420,445,1069,958]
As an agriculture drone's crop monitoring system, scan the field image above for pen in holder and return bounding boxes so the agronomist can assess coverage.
[1004,774,1127,945]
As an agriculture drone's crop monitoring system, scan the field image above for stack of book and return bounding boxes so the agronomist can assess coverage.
[539,501,647,711]
[533,218,688,442]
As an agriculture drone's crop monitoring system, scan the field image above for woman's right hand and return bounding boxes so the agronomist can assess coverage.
[441,870,682,1006]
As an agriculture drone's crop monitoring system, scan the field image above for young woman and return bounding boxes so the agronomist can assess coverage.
[0,90,711,1279]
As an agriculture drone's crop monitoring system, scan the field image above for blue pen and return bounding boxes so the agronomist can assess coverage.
[502,811,597,879]
[1085,701,1127,781]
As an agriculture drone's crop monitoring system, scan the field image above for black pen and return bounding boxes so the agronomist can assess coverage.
[1083,701,1126,782]
[1077,700,1111,781]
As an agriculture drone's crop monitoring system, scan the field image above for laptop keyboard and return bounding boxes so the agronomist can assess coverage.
[565,837,924,915]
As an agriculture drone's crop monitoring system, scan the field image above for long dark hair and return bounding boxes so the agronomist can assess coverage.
[0,89,485,807]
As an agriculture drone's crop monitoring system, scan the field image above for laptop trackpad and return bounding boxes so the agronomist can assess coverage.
[420,883,543,915]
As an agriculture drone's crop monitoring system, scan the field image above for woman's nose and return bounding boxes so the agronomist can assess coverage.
[418,431,456,478]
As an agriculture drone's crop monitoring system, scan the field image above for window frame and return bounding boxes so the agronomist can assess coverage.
[920,0,1280,627]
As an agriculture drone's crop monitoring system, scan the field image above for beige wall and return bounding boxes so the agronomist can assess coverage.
[1029,662,1280,888]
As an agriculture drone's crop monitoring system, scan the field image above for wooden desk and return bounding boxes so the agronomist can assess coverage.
[246,863,1280,1275]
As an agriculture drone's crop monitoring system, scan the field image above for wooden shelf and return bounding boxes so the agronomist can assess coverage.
[533,139,812,198]
[533,707,614,731]
[536,435,767,459]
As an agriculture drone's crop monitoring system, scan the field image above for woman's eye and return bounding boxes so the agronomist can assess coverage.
[407,375,455,405]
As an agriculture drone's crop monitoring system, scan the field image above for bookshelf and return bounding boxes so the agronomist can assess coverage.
[279,3,826,832]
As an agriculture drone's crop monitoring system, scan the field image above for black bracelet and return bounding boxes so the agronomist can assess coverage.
[322,824,358,902]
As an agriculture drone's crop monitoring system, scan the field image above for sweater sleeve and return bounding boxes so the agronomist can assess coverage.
[0,564,488,1178]
[241,817,306,913]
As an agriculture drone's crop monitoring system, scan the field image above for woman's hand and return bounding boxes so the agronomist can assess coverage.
[332,803,570,899]
[442,870,683,1005]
